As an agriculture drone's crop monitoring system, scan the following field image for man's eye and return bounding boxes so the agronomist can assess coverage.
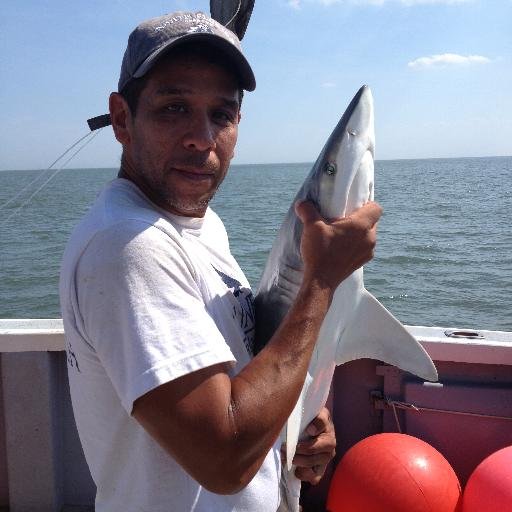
[166,104,187,113]
[213,111,234,123]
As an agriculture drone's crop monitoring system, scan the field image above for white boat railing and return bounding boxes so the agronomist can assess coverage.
[1,319,511,363]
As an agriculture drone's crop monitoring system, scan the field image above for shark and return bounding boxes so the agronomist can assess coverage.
[253,85,438,511]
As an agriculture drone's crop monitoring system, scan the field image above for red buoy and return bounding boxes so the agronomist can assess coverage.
[462,445,512,512]
[327,433,461,512]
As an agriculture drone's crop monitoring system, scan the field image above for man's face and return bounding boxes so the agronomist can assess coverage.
[118,52,241,217]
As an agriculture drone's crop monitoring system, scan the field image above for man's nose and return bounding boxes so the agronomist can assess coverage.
[182,114,216,152]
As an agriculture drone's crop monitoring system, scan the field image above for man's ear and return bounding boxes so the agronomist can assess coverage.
[109,92,132,145]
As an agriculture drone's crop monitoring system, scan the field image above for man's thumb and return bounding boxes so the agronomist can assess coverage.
[295,200,321,225]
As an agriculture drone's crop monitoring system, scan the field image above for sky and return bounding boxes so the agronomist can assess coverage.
[0,0,511,170]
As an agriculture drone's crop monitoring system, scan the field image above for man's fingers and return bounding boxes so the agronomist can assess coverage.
[305,407,333,436]
[282,408,335,486]
[295,437,335,456]
[347,201,382,229]
[293,450,334,468]
[297,200,382,229]
[295,465,325,485]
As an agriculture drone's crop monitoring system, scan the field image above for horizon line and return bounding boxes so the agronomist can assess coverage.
[1,154,511,173]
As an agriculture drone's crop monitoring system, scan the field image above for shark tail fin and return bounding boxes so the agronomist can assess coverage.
[280,465,301,512]
[336,289,438,382]
[285,373,312,471]
[283,393,306,512]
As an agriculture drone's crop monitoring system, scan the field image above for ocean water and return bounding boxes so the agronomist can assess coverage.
[0,156,511,331]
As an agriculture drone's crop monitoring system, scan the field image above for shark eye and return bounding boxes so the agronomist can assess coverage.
[325,162,336,176]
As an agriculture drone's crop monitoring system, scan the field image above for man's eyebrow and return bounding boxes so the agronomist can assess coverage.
[155,86,191,96]
[220,98,240,111]
[154,86,239,110]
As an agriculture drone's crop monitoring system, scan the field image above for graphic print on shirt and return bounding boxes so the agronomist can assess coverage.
[213,267,255,355]
[67,341,81,372]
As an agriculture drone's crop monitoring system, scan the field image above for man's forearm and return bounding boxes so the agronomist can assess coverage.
[225,278,334,487]
[133,278,333,495]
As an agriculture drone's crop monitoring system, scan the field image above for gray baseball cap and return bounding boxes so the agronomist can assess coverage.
[118,11,256,92]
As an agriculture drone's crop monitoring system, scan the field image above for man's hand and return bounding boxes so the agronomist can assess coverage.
[291,407,336,485]
[296,200,382,295]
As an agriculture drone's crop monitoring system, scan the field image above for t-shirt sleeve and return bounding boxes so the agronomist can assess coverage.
[75,220,236,413]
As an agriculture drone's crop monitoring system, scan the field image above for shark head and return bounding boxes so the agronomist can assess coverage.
[255,86,377,347]
[306,85,375,220]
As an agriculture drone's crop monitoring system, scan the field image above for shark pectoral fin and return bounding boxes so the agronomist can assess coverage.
[335,289,438,382]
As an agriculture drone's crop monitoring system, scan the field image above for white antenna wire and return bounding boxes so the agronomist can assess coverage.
[0,131,93,212]
[47,131,93,170]
[1,129,102,226]
[225,0,242,28]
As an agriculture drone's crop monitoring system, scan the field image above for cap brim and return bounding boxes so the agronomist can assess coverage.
[132,32,256,92]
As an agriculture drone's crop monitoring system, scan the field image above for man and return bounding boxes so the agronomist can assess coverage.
[60,11,381,512]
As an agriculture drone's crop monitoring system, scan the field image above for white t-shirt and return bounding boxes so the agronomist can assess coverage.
[60,179,281,512]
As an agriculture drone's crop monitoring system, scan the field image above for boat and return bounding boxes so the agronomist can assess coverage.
[1,319,511,510]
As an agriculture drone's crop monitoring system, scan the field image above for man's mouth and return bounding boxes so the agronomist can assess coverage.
[173,168,215,181]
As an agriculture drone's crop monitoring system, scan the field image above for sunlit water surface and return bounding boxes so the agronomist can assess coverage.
[1,156,510,331]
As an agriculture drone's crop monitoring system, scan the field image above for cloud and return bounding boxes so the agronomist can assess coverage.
[391,0,472,4]
[408,53,491,69]
[321,81,337,88]
[288,0,473,7]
